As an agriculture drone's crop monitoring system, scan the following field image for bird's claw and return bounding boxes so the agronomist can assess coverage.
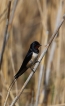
[35,60,40,64]
[31,68,35,73]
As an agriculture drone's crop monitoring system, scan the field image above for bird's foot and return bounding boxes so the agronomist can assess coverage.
[35,60,40,64]
[31,68,35,73]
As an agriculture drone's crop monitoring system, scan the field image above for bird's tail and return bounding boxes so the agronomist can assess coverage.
[14,67,27,79]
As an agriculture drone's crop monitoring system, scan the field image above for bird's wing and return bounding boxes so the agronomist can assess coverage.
[22,50,33,67]
[14,50,33,79]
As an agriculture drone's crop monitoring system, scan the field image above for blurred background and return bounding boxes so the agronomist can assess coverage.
[0,0,65,106]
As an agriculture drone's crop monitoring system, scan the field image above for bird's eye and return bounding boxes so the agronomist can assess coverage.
[35,45,39,49]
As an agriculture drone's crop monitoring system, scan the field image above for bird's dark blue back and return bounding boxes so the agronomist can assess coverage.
[21,49,33,69]
[14,49,33,79]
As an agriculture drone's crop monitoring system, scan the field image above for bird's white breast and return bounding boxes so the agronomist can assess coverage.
[31,52,38,63]
[33,52,38,58]
[26,52,38,68]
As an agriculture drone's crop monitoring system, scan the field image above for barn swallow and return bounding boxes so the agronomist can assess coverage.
[7,41,41,96]
[14,41,41,79]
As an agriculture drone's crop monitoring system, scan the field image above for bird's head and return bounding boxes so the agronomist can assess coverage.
[30,41,41,52]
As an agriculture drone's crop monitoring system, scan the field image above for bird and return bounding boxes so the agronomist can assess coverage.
[9,41,41,89]
[14,41,41,79]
